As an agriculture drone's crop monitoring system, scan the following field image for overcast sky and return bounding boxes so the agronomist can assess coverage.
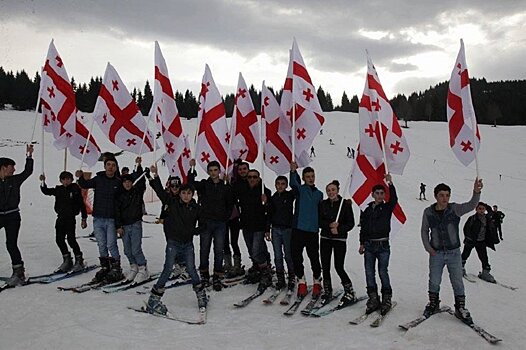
[1,0,525,102]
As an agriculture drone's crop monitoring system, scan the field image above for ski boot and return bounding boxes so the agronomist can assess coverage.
[105,258,124,283]
[287,271,295,292]
[320,280,333,306]
[365,287,380,314]
[56,253,73,273]
[126,264,139,282]
[478,269,496,283]
[194,283,208,308]
[146,288,167,315]
[275,270,286,290]
[223,254,233,274]
[6,263,26,287]
[312,277,322,298]
[200,269,210,288]
[338,282,357,308]
[423,292,440,318]
[257,265,272,293]
[71,254,85,273]
[245,265,261,284]
[134,264,150,283]
[212,273,223,292]
[454,295,473,325]
[297,277,308,297]
[92,257,110,283]
[380,289,393,315]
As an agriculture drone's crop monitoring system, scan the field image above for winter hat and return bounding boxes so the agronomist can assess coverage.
[121,174,134,183]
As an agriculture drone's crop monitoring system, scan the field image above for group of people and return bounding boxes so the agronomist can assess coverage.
[0,146,505,323]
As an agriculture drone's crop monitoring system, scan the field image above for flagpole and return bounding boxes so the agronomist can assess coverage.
[64,149,67,171]
[79,114,96,170]
[259,97,265,199]
[30,66,44,144]
[225,101,235,184]
[335,172,352,222]
[40,114,45,180]
[137,111,153,170]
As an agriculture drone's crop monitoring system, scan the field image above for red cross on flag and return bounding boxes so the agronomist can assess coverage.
[358,53,410,175]
[69,117,101,168]
[230,73,259,163]
[40,39,76,150]
[447,39,480,167]
[195,64,230,173]
[94,63,155,154]
[290,39,325,158]
[349,148,407,234]
[152,41,191,182]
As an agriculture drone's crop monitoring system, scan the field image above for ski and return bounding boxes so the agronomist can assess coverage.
[136,279,192,295]
[463,273,477,283]
[280,290,294,305]
[465,273,518,290]
[311,294,367,318]
[27,265,98,284]
[58,280,106,293]
[283,288,311,316]
[446,309,502,344]
[305,290,343,316]
[349,312,370,325]
[370,301,397,327]
[233,289,265,308]
[262,288,283,304]
[399,305,451,330]
[128,305,206,325]
[300,292,321,316]
[0,283,15,293]
[102,273,161,293]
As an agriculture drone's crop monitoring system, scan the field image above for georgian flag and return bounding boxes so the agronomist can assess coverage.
[230,73,259,163]
[349,148,407,234]
[358,53,410,175]
[93,63,155,154]
[152,41,191,182]
[447,39,481,167]
[70,116,101,168]
[195,64,230,173]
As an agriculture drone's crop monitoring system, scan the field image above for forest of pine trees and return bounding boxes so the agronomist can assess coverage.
[1,66,524,125]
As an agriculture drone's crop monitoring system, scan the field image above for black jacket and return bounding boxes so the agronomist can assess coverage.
[187,170,234,222]
[319,196,355,240]
[41,183,87,219]
[0,157,33,213]
[150,176,201,243]
[115,187,144,227]
[238,183,272,233]
[77,171,122,218]
[463,205,499,250]
[359,183,398,244]
[269,190,295,228]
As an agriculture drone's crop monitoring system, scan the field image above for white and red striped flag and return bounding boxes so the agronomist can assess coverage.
[195,64,230,173]
[152,41,191,182]
[261,82,293,175]
[358,53,410,175]
[447,39,481,167]
[230,73,259,163]
[93,63,155,154]
[349,148,407,234]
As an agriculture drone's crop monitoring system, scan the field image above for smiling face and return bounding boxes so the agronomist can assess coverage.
[237,164,249,179]
[326,183,339,200]
[1,164,15,177]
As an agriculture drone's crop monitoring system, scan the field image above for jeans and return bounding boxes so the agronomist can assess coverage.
[271,227,293,273]
[224,217,241,258]
[154,239,200,290]
[122,221,147,266]
[291,229,321,280]
[55,216,82,256]
[428,248,465,296]
[364,240,391,293]
[243,231,270,266]
[0,212,22,265]
[199,220,226,274]
[461,240,490,271]
[321,238,351,289]
[93,217,120,260]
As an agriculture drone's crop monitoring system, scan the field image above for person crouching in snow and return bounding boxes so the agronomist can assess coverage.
[115,174,149,283]
[145,165,207,315]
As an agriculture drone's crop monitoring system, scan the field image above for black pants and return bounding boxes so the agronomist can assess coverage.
[320,238,351,290]
[461,240,490,271]
[291,229,321,280]
[0,212,22,265]
[496,224,503,239]
[224,217,241,258]
[55,216,82,256]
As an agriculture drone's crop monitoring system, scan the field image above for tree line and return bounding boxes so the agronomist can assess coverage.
[1,66,524,125]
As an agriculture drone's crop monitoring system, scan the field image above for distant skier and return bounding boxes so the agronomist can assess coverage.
[420,178,483,323]
[329,139,334,145]
[492,205,505,240]
[461,202,499,283]
[320,129,323,135]
[346,147,352,158]
[351,148,355,159]
[419,183,427,200]
[310,146,316,157]
[40,171,87,273]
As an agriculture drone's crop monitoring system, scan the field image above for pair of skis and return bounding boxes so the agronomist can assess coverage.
[310,294,368,318]
[349,301,398,327]
[129,303,207,325]
[101,273,160,293]
[463,273,518,290]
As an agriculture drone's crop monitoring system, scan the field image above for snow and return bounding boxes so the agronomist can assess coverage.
[1,110,525,349]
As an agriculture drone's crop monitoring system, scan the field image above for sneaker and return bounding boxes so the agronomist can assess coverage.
[126,264,139,282]
[146,293,167,315]
[297,279,307,297]
[133,265,150,284]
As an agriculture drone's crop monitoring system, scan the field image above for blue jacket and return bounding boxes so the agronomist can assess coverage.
[289,171,323,233]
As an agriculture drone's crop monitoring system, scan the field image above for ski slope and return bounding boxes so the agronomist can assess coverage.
[0,110,524,349]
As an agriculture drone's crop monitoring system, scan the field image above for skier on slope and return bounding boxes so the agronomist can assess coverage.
[492,205,505,241]
[40,171,87,273]
[318,180,357,307]
[145,165,207,315]
[420,179,483,324]
[358,173,397,316]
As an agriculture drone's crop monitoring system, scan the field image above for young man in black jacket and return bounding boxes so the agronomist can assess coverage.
[40,171,87,273]
[188,159,234,291]
[76,156,123,283]
[0,144,34,286]
[359,174,397,315]
[268,175,295,291]
[115,174,149,283]
[146,166,206,314]
[492,205,505,241]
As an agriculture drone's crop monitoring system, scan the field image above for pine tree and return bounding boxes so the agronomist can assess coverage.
[341,91,352,112]
[349,95,359,113]
[12,70,34,110]
[317,86,328,111]
[139,80,153,116]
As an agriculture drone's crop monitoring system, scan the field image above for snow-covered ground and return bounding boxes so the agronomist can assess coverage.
[0,110,524,349]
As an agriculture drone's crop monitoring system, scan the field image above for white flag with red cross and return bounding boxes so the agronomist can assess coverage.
[447,39,480,167]
[152,41,191,182]
[279,49,312,168]
[69,116,101,168]
[349,147,407,234]
[358,53,410,175]
[93,63,156,154]
[290,39,325,158]
[230,73,259,163]
[40,39,76,150]
[195,64,230,173]
[261,82,293,175]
